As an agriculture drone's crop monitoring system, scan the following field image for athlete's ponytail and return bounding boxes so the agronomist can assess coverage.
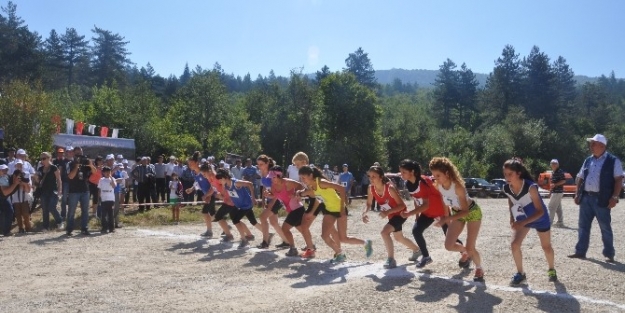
[503,158,534,182]
[299,165,326,179]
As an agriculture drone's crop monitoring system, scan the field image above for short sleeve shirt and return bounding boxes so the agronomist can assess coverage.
[98,177,116,202]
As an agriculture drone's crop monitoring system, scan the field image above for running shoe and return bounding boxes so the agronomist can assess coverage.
[383,257,397,269]
[548,269,558,282]
[238,239,249,249]
[473,268,485,282]
[285,247,299,257]
[408,250,422,262]
[364,239,373,258]
[510,272,526,286]
[80,229,91,236]
[459,252,472,268]
[275,241,290,249]
[245,234,255,241]
[416,256,433,268]
[301,244,317,251]
[330,253,347,264]
[301,248,315,259]
[200,229,213,238]
[256,241,269,249]
[222,234,234,242]
[267,233,275,246]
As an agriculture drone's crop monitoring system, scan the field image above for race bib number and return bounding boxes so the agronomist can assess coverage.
[228,190,239,198]
[511,204,527,221]
[414,198,423,206]
[341,182,347,187]
[380,202,392,211]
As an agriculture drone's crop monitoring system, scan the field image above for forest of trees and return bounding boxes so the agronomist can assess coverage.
[2,2,625,179]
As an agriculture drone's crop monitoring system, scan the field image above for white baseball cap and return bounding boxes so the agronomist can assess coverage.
[0,164,8,170]
[587,134,607,145]
[117,154,123,159]
[16,149,26,155]
[105,154,115,161]
[550,159,559,164]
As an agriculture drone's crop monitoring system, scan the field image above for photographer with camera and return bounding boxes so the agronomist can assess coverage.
[66,146,96,236]
[33,152,64,232]
[9,160,33,233]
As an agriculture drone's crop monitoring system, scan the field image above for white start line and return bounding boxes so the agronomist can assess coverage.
[135,229,625,310]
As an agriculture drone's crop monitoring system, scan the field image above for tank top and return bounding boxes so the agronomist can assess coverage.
[437,182,473,212]
[503,179,550,229]
[313,177,341,213]
[209,176,233,206]
[272,180,302,213]
[370,182,404,219]
[405,176,445,218]
[225,179,253,210]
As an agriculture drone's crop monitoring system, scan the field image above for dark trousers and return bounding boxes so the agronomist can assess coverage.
[132,184,138,202]
[0,198,14,235]
[100,201,115,231]
[182,180,194,202]
[149,181,158,205]
[412,214,463,258]
[137,182,151,212]
[165,176,172,202]
[155,177,167,202]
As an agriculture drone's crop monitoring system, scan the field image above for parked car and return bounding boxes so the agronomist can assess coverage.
[491,178,550,198]
[537,171,577,197]
[464,178,503,198]
[490,178,510,198]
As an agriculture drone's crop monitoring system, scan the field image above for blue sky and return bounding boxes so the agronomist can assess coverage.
[8,0,625,79]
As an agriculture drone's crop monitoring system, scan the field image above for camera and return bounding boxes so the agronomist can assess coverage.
[12,169,30,183]
[74,155,90,166]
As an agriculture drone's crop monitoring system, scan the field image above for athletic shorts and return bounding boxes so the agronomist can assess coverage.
[268,199,283,215]
[231,208,257,225]
[169,198,180,204]
[454,202,483,223]
[305,199,323,216]
[321,204,348,218]
[387,215,407,232]
[534,226,551,233]
[201,195,216,215]
[214,204,235,222]
[284,206,305,227]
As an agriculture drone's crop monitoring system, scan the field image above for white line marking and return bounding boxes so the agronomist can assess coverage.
[136,229,625,310]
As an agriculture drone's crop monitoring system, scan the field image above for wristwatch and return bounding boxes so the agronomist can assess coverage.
[611,196,619,202]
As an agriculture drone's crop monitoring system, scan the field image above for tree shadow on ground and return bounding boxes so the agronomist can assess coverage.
[413,272,502,313]
[365,264,415,292]
[521,281,581,313]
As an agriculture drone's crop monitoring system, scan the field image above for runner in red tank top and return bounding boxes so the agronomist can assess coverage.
[362,165,419,269]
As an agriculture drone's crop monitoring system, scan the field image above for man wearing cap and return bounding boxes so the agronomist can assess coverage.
[568,134,623,263]
[9,149,35,178]
[338,164,355,204]
[548,159,566,227]
[54,147,71,219]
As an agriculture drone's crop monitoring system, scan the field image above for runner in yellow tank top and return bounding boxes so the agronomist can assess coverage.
[298,165,373,263]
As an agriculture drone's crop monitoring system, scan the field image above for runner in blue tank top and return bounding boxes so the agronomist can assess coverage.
[184,152,216,238]
[502,159,557,286]
[215,168,262,249]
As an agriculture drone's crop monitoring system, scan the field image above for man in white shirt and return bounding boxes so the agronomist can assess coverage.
[286,163,300,182]
[230,159,243,180]
[164,156,177,202]
[9,149,35,179]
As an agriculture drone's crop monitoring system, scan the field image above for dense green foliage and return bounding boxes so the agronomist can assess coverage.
[1,2,625,179]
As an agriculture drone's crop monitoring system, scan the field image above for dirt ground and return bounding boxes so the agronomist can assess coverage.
[1,197,624,313]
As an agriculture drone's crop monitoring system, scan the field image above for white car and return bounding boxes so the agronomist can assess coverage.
[538,187,550,198]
